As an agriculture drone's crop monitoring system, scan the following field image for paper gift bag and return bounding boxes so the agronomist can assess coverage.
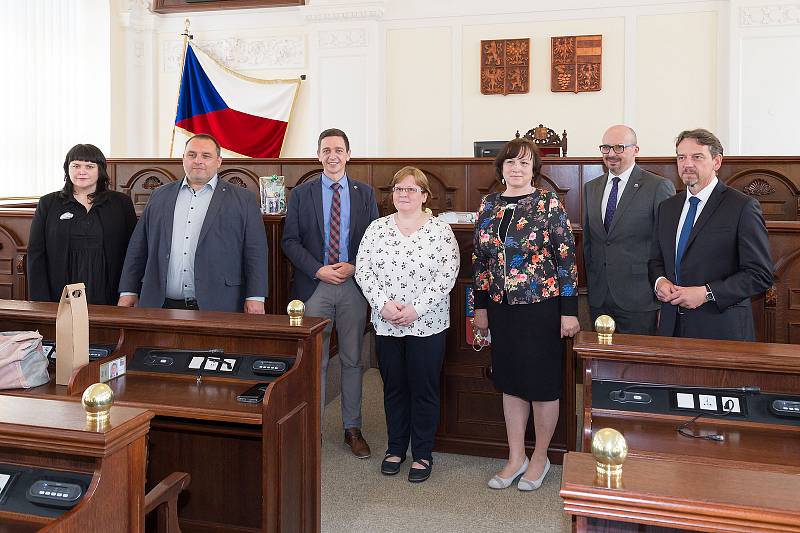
[55,283,89,385]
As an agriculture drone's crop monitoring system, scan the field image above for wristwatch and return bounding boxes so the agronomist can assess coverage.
[704,284,715,302]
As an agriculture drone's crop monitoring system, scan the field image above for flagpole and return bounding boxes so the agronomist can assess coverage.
[169,18,193,158]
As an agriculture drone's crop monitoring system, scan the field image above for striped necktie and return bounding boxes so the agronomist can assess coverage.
[604,176,620,232]
[327,182,342,265]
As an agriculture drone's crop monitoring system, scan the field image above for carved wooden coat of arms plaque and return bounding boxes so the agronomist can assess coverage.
[551,35,602,93]
[481,38,530,95]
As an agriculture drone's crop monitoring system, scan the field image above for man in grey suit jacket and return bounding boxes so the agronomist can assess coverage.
[118,134,267,313]
[649,129,772,341]
[583,125,675,334]
[282,128,379,459]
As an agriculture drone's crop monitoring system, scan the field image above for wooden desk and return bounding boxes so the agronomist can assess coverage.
[561,452,800,533]
[0,300,327,533]
[0,395,152,532]
[564,332,800,531]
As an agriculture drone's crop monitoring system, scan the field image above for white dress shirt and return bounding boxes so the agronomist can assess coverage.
[654,175,719,291]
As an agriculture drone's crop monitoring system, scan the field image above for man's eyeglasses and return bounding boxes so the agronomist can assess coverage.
[392,186,423,194]
[599,144,636,154]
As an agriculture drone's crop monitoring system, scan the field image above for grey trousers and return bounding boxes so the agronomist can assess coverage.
[305,277,368,429]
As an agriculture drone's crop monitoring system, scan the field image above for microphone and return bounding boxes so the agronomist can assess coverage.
[610,382,760,402]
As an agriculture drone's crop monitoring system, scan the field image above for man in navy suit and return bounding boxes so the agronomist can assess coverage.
[649,129,773,341]
[118,134,267,313]
[282,128,379,458]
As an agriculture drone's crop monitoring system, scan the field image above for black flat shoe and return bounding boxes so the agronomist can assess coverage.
[407,459,432,483]
[381,454,405,475]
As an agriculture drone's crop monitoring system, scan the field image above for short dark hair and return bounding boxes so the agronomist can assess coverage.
[675,129,723,158]
[61,144,111,200]
[318,128,350,152]
[493,138,542,183]
[185,134,221,156]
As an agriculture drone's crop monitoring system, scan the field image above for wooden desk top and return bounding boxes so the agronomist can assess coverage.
[561,452,800,532]
[0,395,152,456]
[574,332,800,374]
[0,300,328,340]
[6,374,264,425]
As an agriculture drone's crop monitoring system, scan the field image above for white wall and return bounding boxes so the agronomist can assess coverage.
[103,0,800,160]
[1,0,110,197]
[731,0,800,155]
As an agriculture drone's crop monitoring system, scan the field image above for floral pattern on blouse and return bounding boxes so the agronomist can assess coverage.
[472,190,578,305]
[355,214,460,337]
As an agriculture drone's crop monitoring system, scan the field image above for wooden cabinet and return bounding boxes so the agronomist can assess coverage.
[564,332,800,531]
[0,300,326,533]
[0,395,152,532]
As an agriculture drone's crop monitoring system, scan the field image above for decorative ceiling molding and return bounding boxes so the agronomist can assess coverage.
[162,36,305,72]
[304,1,386,23]
[741,4,800,26]
[318,29,368,49]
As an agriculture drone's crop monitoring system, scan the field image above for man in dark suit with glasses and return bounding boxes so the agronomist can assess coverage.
[583,125,675,334]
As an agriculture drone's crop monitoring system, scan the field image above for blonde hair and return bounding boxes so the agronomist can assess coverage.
[391,166,432,210]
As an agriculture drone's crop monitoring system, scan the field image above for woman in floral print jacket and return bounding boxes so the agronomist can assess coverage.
[472,137,579,492]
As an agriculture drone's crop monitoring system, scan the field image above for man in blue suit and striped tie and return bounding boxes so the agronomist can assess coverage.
[648,129,773,341]
[282,128,379,458]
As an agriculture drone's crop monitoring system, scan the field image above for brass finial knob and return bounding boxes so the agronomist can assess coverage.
[594,314,616,343]
[591,428,628,480]
[287,299,305,326]
[82,383,114,426]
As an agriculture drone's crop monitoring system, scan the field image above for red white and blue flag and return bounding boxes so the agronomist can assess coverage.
[173,42,300,158]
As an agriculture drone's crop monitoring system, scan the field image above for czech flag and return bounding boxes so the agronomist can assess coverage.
[174,42,300,158]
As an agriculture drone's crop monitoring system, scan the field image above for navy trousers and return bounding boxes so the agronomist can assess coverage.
[376,331,446,462]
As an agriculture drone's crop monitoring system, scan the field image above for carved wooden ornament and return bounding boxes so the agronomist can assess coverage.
[481,38,530,95]
[551,35,602,93]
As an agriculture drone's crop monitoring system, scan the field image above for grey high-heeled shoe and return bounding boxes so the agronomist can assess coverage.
[517,459,550,491]
[487,458,529,489]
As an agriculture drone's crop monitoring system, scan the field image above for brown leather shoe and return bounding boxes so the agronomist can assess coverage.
[344,428,371,459]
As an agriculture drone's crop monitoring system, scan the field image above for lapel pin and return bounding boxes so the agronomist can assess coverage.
[634,183,639,188]
[60,212,74,220]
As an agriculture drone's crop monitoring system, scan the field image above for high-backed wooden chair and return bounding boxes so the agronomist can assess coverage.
[515,124,568,156]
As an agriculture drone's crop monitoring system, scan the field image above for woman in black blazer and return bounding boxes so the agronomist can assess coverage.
[27,144,137,305]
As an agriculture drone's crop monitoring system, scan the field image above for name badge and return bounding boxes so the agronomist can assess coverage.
[60,212,74,220]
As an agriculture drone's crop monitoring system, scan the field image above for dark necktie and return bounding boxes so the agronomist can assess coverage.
[675,196,701,284]
[603,176,620,232]
[327,182,342,265]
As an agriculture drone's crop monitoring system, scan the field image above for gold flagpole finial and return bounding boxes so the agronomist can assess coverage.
[184,18,190,35]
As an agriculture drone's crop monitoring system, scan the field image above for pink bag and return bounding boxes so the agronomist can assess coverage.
[0,331,50,389]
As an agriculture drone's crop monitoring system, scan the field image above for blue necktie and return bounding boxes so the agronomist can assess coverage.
[603,177,620,232]
[675,196,701,284]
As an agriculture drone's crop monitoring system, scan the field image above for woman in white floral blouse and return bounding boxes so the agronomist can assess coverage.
[355,166,460,483]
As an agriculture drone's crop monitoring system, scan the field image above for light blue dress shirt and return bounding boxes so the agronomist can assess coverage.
[165,176,218,300]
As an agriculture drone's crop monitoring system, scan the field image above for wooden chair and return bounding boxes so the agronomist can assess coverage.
[515,124,568,156]
[145,472,192,533]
